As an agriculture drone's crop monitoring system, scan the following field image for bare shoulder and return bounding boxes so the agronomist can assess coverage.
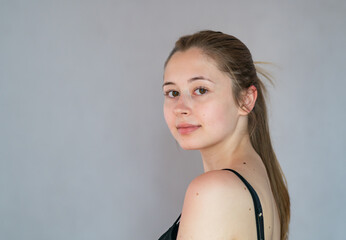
[187,169,248,198]
[177,170,257,240]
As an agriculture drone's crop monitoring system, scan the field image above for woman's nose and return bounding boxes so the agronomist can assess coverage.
[173,95,191,116]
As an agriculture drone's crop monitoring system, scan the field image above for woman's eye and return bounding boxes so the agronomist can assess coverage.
[194,87,208,95]
[165,90,180,98]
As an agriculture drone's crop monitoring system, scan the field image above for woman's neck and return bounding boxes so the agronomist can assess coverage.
[200,120,256,172]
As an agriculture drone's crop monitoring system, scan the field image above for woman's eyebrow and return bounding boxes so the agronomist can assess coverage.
[162,76,214,88]
[189,76,214,83]
[162,81,175,88]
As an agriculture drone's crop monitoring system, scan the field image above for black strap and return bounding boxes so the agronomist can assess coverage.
[174,214,181,225]
[223,169,265,240]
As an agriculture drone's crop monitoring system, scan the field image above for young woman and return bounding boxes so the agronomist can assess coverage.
[159,30,290,240]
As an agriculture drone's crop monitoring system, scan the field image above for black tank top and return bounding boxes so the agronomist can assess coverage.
[158,169,265,240]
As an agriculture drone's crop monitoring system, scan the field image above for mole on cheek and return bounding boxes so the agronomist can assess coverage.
[196,192,199,196]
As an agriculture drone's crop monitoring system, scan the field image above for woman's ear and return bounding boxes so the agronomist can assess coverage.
[238,85,257,115]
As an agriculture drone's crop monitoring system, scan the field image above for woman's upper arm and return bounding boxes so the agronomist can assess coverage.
[177,170,255,240]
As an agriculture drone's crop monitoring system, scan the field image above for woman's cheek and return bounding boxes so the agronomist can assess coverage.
[163,105,174,129]
[202,103,224,121]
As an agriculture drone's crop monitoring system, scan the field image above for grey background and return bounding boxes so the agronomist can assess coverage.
[1,0,345,239]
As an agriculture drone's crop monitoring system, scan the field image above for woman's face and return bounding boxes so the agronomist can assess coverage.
[163,48,242,150]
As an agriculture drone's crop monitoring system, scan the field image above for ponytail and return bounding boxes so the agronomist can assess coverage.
[249,64,290,240]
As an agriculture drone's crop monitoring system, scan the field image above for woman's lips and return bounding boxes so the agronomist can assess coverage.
[176,124,201,135]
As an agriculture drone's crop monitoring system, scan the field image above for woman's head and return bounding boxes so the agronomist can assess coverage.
[163,47,255,150]
[163,30,261,148]
[163,30,290,240]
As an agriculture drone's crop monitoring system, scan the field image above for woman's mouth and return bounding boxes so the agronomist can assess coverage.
[176,124,201,135]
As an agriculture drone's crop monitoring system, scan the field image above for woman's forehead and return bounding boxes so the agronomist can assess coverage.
[164,48,224,82]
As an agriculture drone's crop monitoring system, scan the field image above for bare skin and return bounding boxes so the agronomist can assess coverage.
[163,48,280,239]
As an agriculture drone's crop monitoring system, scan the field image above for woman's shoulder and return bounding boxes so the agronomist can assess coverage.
[177,169,257,239]
[188,169,249,195]
[184,169,253,211]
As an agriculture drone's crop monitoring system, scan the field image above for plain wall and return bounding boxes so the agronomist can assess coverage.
[1,0,345,239]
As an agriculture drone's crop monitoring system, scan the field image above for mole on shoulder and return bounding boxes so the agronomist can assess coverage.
[243,162,246,164]
[196,192,199,196]
[249,208,251,211]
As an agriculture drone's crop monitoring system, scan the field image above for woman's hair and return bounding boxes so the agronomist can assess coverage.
[165,30,290,240]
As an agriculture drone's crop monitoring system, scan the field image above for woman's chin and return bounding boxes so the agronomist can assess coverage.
[177,141,203,150]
